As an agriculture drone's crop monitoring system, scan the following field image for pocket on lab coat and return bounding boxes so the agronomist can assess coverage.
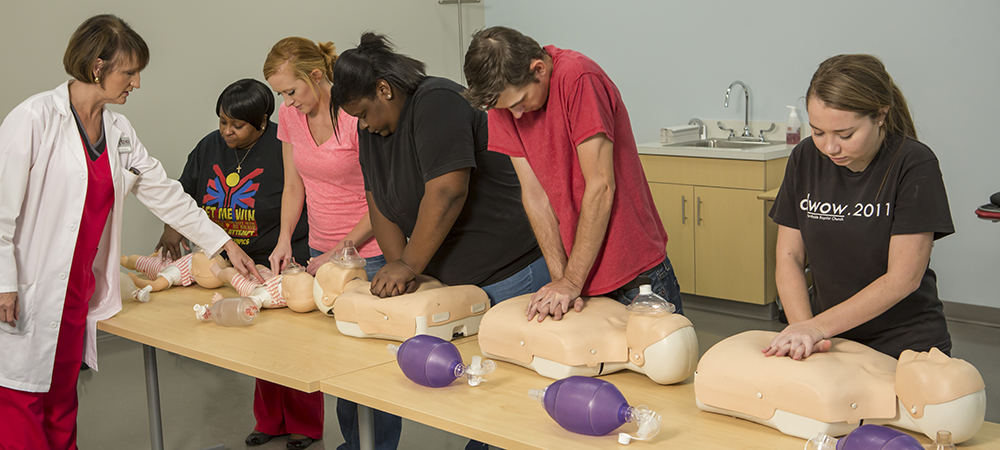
[122,168,139,193]
[0,283,35,336]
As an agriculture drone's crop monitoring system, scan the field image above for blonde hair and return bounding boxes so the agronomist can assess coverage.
[263,37,338,100]
[807,54,916,140]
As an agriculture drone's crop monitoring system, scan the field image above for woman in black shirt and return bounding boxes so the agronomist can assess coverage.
[766,54,953,360]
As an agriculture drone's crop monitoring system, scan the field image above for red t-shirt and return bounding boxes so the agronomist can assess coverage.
[487,46,667,295]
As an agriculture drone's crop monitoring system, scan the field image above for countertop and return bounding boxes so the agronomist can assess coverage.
[638,141,793,161]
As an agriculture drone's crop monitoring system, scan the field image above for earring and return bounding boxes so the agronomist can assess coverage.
[94,75,100,83]
[878,121,883,126]
[387,94,392,100]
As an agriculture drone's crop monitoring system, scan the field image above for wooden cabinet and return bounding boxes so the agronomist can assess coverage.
[640,154,787,304]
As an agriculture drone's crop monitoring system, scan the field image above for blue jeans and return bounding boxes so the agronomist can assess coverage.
[312,247,400,450]
[479,256,550,305]
[601,256,684,315]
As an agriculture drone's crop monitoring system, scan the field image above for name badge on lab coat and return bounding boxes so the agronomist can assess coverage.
[118,136,132,153]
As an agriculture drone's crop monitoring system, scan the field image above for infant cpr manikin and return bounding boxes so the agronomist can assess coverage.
[477,294,699,385]
[121,251,228,301]
[212,262,316,312]
[333,275,491,342]
[694,330,986,443]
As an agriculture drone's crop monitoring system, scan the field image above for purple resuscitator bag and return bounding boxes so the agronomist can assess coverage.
[388,334,495,388]
[529,376,661,441]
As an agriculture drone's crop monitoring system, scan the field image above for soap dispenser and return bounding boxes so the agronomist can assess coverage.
[786,106,801,145]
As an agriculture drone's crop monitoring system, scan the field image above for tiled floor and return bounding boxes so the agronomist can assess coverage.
[76,298,999,449]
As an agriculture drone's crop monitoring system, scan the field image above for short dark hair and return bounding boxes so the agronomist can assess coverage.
[216,79,274,131]
[63,14,150,85]
[329,31,427,132]
[463,26,546,110]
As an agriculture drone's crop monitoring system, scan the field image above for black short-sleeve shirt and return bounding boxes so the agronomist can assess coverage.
[769,135,954,358]
[357,77,541,286]
[178,123,310,266]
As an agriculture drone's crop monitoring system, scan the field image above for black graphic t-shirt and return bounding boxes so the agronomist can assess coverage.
[179,122,309,266]
[769,135,954,358]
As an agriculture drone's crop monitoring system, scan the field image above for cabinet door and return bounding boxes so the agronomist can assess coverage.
[648,183,695,294]
[694,186,766,303]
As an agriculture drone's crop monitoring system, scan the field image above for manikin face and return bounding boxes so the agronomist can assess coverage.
[340,80,402,137]
[492,57,551,119]
[897,348,962,375]
[267,63,321,116]
[806,97,887,172]
[95,55,141,105]
[218,112,264,149]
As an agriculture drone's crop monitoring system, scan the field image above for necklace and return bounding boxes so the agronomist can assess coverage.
[226,147,252,187]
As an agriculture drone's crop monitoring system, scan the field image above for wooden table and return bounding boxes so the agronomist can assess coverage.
[98,285,406,450]
[321,340,1000,450]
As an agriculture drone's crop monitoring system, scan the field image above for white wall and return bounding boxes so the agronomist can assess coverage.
[0,0,483,257]
[484,0,1000,308]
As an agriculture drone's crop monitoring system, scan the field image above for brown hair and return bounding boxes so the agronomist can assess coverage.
[63,14,149,85]
[807,54,916,140]
[462,26,547,110]
[263,37,337,101]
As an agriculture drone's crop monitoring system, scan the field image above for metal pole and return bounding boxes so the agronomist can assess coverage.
[457,0,465,85]
[142,345,165,450]
[358,404,375,450]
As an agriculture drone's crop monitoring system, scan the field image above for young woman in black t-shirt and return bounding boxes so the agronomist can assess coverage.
[766,54,954,360]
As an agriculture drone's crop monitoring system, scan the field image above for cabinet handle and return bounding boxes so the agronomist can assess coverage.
[681,195,688,224]
[697,196,703,225]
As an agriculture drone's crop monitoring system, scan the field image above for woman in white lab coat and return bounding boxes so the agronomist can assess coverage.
[0,14,260,449]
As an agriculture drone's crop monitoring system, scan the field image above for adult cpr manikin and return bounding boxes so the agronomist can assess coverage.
[694,330,986,443]
[333,276,490,341]
[477,294,698,385]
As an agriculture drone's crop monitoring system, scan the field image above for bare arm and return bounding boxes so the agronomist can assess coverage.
[774,225,813,324]
[366,191,407,261]
[527,133,616,321]
[269,142,306,274]
[370,169,470,298]
[766,232,934,360]
[511,156,568,280]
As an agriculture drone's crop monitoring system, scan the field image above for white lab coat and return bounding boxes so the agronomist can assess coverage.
[0,81,230,392]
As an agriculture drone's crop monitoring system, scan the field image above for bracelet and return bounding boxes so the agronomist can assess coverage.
[396,258,418,277]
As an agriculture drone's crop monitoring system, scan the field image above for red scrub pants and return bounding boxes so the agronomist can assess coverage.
[252,379,324,439]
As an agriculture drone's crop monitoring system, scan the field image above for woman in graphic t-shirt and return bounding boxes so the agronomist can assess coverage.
[155,78,310,266]
[765,54,954,361]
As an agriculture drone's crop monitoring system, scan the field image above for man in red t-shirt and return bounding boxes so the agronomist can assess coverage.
[464,26,683,322]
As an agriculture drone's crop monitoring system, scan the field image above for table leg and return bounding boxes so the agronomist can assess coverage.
[143,344,165,450]
[358,404,374,450]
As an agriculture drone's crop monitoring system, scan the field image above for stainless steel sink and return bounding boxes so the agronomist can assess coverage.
[665,139,784,149]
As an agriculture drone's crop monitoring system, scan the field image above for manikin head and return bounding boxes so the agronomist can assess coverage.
[281,263,316,313]
[894,348,986,443]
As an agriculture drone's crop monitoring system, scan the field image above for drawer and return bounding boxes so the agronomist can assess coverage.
[639,155,766,190]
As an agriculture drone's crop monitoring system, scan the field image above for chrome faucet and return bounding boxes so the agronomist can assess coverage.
[688,118,707,140]
[724,80,753,139]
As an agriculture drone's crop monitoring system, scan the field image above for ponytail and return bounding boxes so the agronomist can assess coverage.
[263,37,339,101]
[806,54,916,140]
